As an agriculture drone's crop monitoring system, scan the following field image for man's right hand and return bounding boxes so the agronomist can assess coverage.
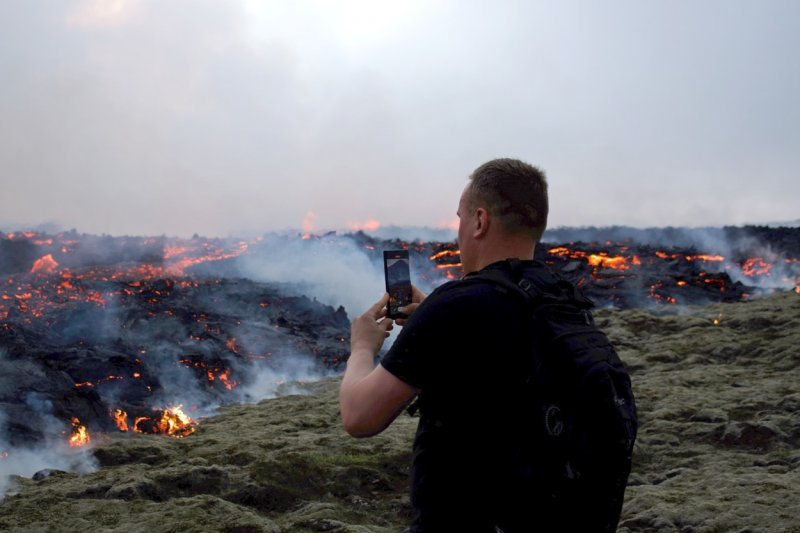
[395,284,426,326]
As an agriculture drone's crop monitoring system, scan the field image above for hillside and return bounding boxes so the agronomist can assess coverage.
[1,291,798,532]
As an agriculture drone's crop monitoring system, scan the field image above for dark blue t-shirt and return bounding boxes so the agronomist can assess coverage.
[381,260,541,531]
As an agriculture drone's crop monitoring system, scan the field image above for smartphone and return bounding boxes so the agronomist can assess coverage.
[383,250,412,319]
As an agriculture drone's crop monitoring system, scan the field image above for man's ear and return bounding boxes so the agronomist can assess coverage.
[474,207,489,238]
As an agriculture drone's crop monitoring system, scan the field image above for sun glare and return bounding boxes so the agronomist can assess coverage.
[243,0,426,51]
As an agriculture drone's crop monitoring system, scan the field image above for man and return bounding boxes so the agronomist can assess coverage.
[339,158,621,531]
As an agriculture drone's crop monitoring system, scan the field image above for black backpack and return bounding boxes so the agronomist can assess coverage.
[472,259,638,532]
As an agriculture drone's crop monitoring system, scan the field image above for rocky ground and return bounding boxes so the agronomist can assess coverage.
[1,290,798,532]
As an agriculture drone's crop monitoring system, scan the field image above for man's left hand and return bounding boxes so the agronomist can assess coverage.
[351,293,394,355]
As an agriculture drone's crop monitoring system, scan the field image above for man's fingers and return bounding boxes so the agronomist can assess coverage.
[399,302,419,315]
[366,293,390,317]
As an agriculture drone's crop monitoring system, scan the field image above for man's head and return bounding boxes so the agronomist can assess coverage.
[457,158,549,274]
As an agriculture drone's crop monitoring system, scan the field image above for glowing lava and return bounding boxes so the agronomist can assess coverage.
[740,258,772,277]
[31,254,59,274]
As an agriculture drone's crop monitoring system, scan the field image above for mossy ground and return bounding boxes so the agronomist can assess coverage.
[1,292,799,532]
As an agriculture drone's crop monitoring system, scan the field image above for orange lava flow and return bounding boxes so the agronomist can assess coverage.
[741,257,772,277]
[686,254,725,262]
[587,253,629,271]
[429,250,461,261]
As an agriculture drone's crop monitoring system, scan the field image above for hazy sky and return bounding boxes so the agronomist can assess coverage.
[1,0,798,237]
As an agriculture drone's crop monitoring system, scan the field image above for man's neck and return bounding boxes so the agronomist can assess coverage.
[471,241,536,273]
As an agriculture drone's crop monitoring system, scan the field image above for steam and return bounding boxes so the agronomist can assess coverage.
[236,354,332,402]
[0,441,98,502]
[236,233,386,317]
[359,225,457,243]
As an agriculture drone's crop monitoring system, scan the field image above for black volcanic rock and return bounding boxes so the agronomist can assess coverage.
[0,276,350,447]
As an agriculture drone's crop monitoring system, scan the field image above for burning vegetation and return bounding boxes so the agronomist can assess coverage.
[111,406,197,438]
[67,417,90,447]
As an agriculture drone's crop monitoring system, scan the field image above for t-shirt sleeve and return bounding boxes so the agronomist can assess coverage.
[380,282,480,389]
[379,295,442,389]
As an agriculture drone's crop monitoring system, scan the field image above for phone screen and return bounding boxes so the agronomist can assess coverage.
[384,250,412,319]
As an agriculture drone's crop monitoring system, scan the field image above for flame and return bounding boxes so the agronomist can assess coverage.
[226,337,238,353]
[68,417,91,447]
[113,409,130,431]
[128,405,197,437]
[712,313,723,326]
[31,254,59,274]
[155,405,196,437]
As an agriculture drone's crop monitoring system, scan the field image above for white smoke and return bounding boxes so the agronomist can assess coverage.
[360,225,457,243]
[236,232,386,318]
[0,441,98,502]
[236,353,332,402]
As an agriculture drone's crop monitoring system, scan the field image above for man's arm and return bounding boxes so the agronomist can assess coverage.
[339,293,420,438]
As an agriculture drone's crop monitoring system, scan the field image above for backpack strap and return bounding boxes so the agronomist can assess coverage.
[469,258,594,311]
